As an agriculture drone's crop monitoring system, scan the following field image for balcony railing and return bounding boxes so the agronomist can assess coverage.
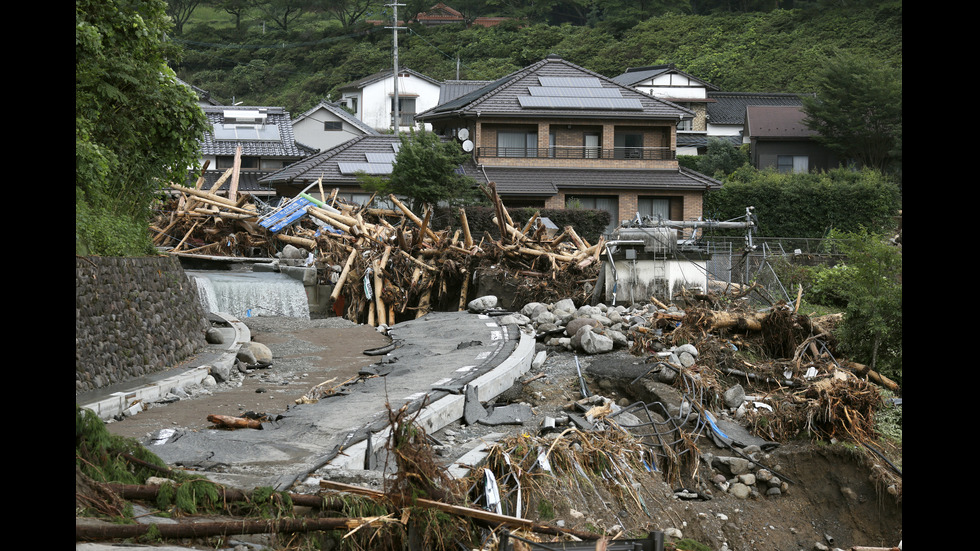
[477,146,676,161]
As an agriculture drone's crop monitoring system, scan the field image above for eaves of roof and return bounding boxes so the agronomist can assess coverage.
[337,68,441,91]
[294,101,380,136]
[462,164,722,197]
[611,64,720,91]
[259,134,404,186]
[707,91,810,125]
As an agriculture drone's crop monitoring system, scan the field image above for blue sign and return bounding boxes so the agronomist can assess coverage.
[260,197,312,233]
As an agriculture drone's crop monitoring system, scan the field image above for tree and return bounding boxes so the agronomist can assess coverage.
[213,0,256,31]
[258,0,314,31]
[320,0,384,32]
[165,0,203,34]
[76,0,209,255]
[802,53,902,176]
[827,229,902,387]
[359,130,479,213]
[695,137,750,178]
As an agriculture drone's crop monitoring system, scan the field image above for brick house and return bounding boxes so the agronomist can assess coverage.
[416,54,722,234]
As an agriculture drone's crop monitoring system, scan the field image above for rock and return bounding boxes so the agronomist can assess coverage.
[531,350,548,369]
[236,347,258,365]
[728,482,751,499]
[248,342,273,364]
[572,326,613,354]
[724,384,746,409]
[467,295,498,313]
[205,327,226,344]
[210,363,231,383]
[738,473,756,486]
[553,298,576,315]
[565,317,601,336]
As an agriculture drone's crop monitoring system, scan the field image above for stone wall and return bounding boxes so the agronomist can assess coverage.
[76,256,209,394]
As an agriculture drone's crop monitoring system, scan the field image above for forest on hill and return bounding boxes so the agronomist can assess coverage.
[169,0,902,115]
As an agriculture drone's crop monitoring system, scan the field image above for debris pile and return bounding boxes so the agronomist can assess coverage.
[152,180,601,325]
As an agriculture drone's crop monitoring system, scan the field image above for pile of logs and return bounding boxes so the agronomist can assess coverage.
[153,171,602,326]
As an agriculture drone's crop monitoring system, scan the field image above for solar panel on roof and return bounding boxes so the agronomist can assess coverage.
[527,86,622,98]
[517,96,643,110]
[338,163,393,175]
[365,153,397,163]
[538,77,602,88]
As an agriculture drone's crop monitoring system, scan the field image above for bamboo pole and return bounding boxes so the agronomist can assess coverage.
[390,195,438,241]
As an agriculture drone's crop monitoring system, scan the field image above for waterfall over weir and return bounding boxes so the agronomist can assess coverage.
[187,270,310,320]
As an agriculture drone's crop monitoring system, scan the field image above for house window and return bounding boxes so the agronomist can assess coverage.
[342,96,358,114]
[677,119,692,131]
[324,121,343,131]
[777,155,809,173]
[566,195,618,234]
[584,133,601,159]
[638,197,671,221]
[391,97,417,127]
[614,132,644,159]
[216,156,259,170]
[497,131,538,158]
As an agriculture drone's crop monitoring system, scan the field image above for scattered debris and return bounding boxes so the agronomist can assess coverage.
[153,180,600,325]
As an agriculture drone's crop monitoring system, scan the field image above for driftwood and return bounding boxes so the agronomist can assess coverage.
[207,414,263,430]
[153,180,602,327]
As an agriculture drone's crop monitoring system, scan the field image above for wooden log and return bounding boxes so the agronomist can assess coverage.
[319,480,600,541]
[330,249,358,302]
[276,234,316,250]
[228,146,242,202]
[373,259,386,327]
[460,208,473,249]
[77,515,356,541]
[207,414,262,430]
[390,195,438,241]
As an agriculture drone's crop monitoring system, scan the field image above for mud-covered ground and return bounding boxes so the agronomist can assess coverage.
[431,347,903,550]
[101,316,902,550]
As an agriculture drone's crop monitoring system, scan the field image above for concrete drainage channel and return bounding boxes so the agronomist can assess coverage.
[322,326,537,478]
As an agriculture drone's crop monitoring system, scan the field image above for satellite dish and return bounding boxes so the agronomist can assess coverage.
[457,128,469,141]
[462,140,474,152]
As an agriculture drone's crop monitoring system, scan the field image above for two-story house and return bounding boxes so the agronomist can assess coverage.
[196,105,317,199]
[744,105,841,173]
[416,54,722,234]
[336,68,442,133]
[611,64,718,155]
[291,100,380,153]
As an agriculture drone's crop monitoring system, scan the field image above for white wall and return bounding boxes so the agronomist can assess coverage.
[292,108,363,152]
[360,74,440,132]
[602,257,708,305]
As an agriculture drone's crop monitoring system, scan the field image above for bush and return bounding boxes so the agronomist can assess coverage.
[704,166,901,238]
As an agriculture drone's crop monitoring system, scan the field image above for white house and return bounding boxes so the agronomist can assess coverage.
[291,100,380,153]
[336,68,442,133]
[612,64,718,155]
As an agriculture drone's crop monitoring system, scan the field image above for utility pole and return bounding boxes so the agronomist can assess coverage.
[386,2,406,136]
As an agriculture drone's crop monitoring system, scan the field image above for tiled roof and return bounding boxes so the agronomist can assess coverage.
[438,80,494,105]
[744,105,817,139]
[337,68,441,91]
[418,55,694,122]
[463,164,722,197]
[200,105,313,158]
[259,135,405,187]
[611,64,719,91]
[707,92,809,125]
[189,170,280,196]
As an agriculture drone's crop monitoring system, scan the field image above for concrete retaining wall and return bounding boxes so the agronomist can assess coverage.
[76,256,209,394]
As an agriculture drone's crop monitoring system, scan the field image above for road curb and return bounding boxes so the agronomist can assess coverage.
[79,312,249,420]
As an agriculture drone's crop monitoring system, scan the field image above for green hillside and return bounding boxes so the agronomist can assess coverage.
[170,1,902,114]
